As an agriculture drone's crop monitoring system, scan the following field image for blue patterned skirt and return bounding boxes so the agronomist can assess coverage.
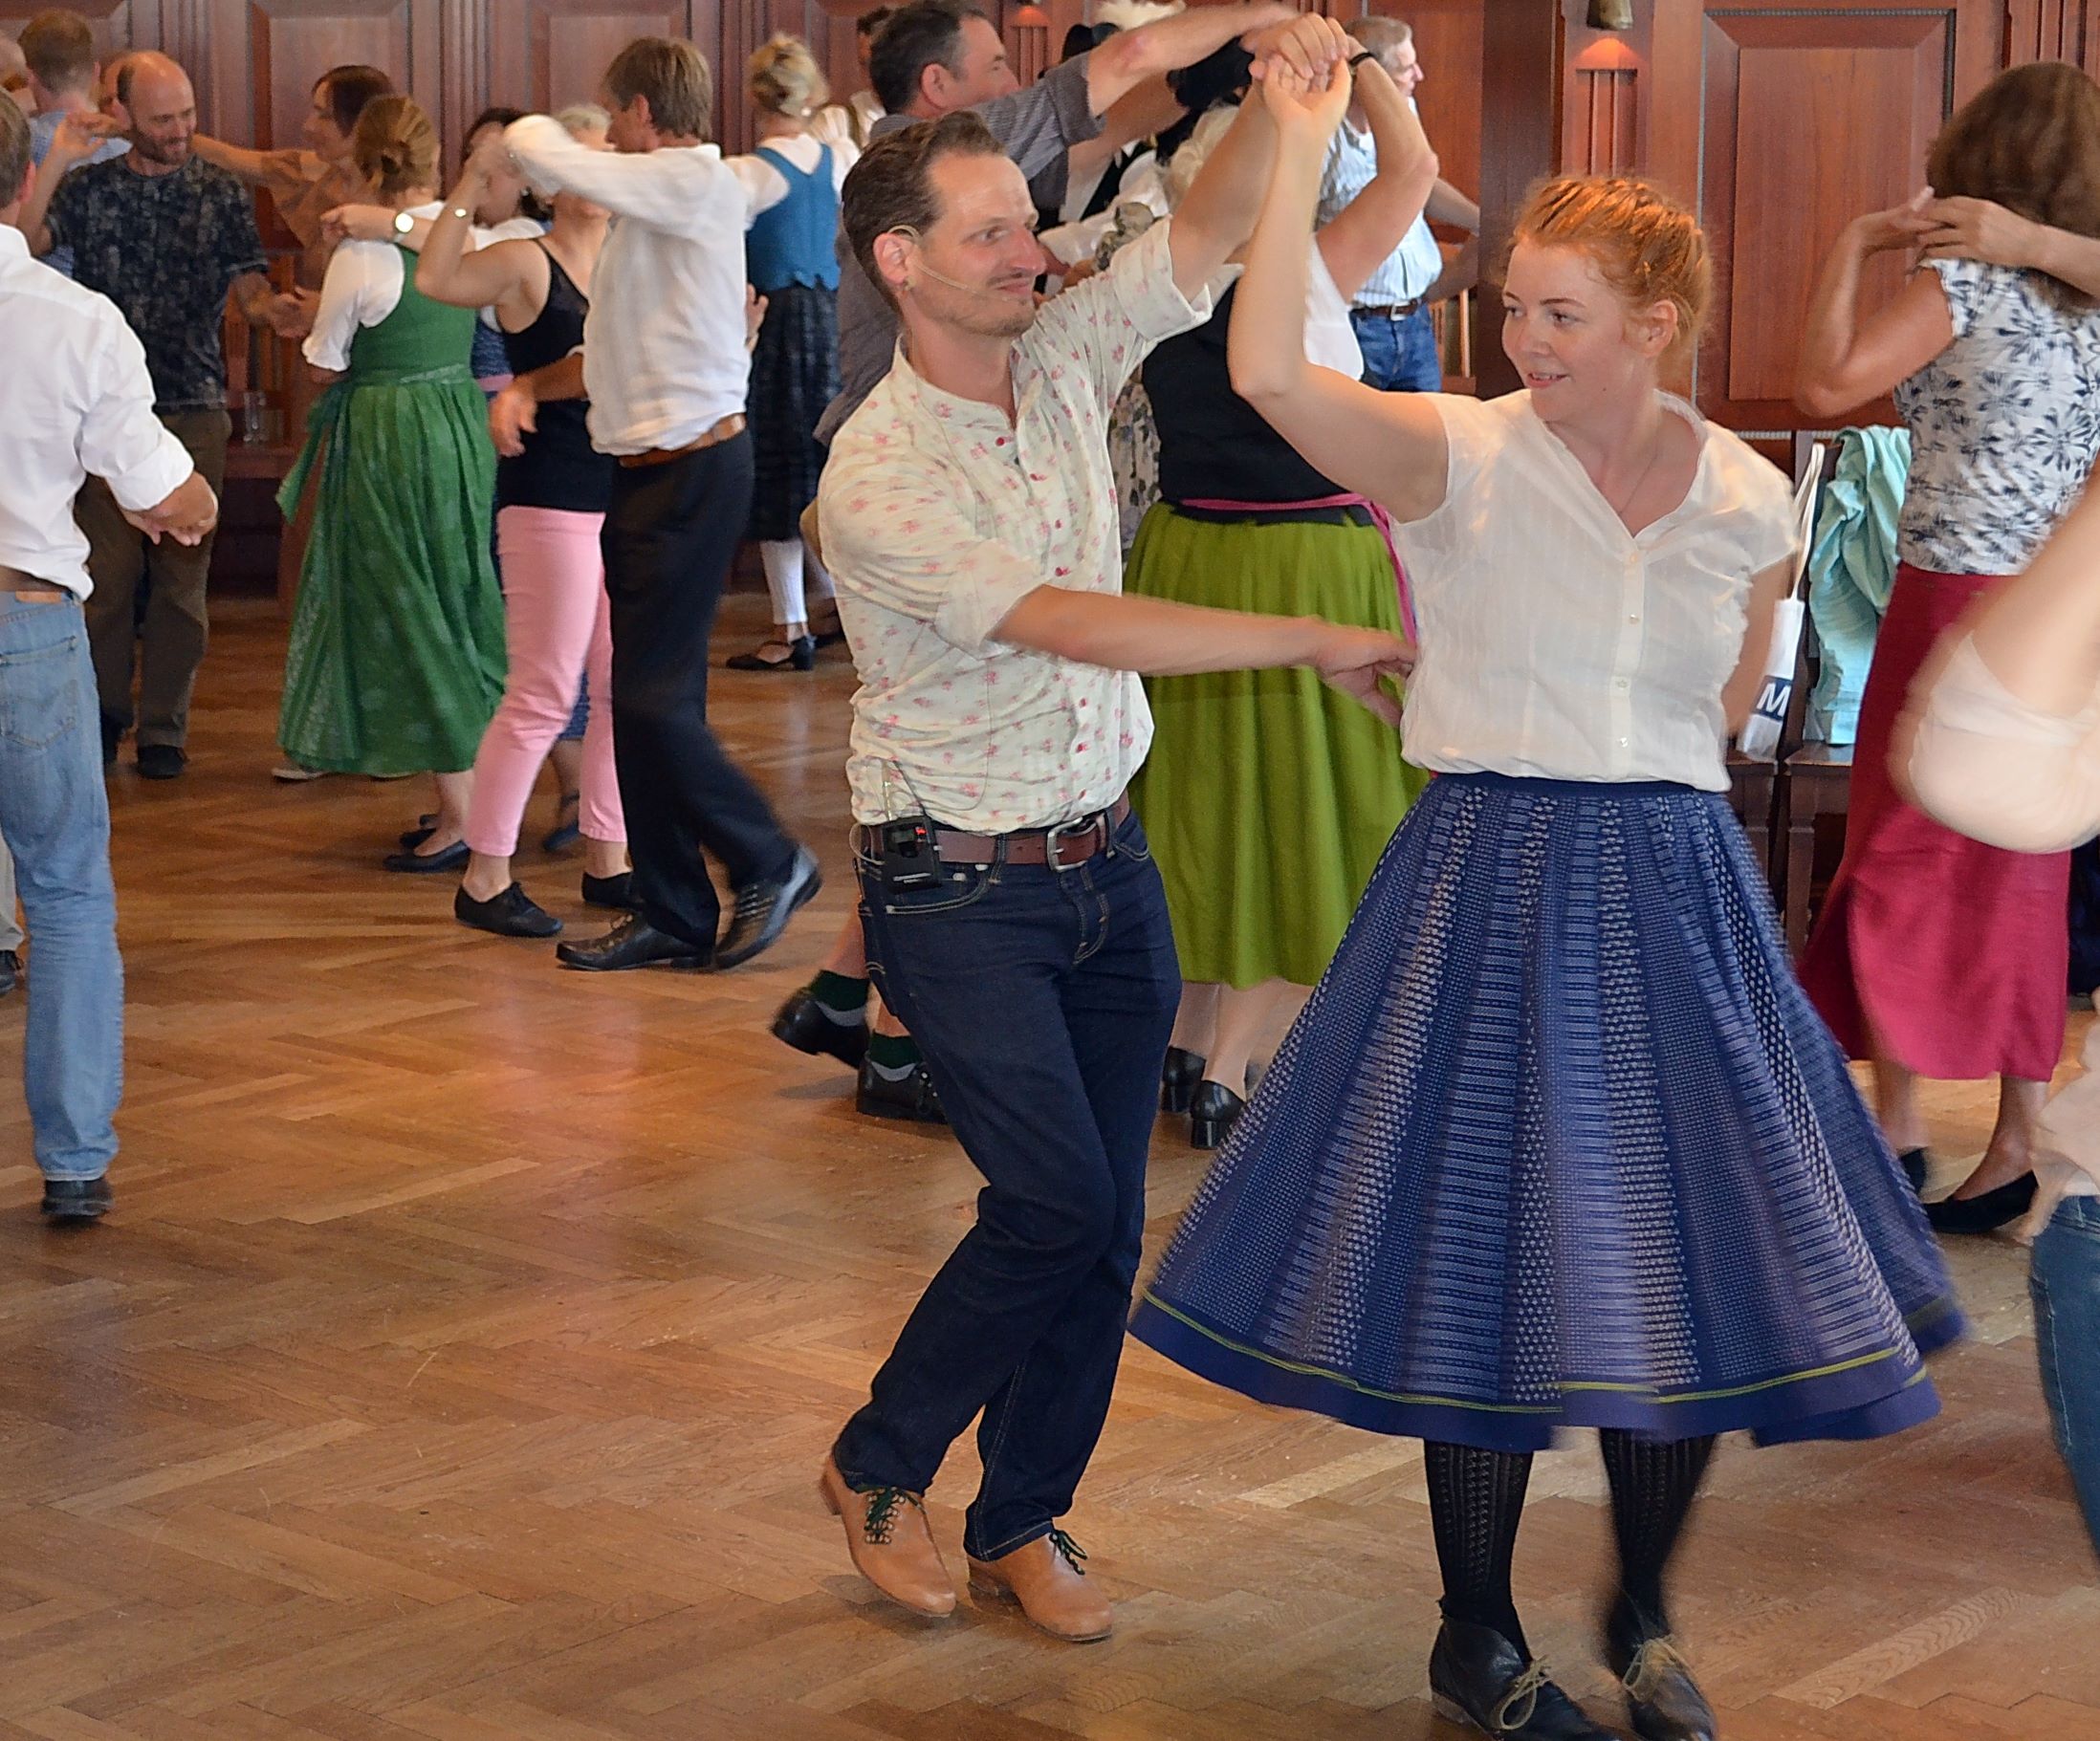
[1129,773,1963,1451]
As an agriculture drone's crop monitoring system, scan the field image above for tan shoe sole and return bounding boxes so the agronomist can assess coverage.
[967,1569,1114,1643]
[818,1469,956,1619]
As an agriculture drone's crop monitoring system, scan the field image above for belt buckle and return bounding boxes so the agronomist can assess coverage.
[1042,812,1100,873]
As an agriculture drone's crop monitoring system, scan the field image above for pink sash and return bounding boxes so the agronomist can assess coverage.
[1178,492,1418,643]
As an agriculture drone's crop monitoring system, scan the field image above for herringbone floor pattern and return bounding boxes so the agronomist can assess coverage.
[0,597,2089,1739]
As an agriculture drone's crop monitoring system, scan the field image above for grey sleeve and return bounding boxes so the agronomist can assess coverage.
[816,252,900,447]
[977,54,1104,183]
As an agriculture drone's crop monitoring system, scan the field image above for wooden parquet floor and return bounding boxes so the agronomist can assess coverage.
[0,595,2092,1740]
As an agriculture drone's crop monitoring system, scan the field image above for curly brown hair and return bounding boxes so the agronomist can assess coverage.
[1929,61,2100,305]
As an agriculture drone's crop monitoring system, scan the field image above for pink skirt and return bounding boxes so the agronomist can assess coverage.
[1800,562,2069,1082]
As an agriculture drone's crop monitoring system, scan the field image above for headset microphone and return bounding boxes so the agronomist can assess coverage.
[889,226,1038,301]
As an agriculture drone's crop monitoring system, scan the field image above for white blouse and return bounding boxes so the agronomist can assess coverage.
[1392,391,1801,792]
[724,134,853,226]
[302,208,542,370]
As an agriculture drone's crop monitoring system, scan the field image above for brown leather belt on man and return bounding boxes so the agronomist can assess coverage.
[0,566,66,599]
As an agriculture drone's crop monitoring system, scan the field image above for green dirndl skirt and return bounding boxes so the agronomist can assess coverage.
[1126,503,1427,990]
[275,366,506,776]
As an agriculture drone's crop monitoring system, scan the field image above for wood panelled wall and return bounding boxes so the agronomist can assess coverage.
[8,0,2099,436]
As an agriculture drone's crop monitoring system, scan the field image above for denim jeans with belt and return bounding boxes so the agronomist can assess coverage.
[1350,305,1443,393]
[0,594,122,1180]
[2032,1194,2100,1559]
[834,809,1179,1560]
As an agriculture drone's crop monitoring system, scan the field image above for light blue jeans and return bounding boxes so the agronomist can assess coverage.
[0,594,121,1180]
[2032,1194,2100,1561]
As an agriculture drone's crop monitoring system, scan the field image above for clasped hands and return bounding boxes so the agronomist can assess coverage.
[1241,13,1359,133]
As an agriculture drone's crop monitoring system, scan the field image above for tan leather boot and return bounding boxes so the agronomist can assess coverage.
[967,1531,1113,1642]
[819,1456,956,1618]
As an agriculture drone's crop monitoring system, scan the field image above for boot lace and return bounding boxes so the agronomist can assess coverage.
[1047,1529,1089,1575]
[1621,1635,1692,1702]
[860,1486,923,1546]
[1489,1661,1549,1733]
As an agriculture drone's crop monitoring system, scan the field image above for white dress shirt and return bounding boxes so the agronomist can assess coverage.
[0,227,196,598]
[1392,391,1801,792]
[506,116,752,454]
[820,221,1214,832]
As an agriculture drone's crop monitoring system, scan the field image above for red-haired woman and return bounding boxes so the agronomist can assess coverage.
[1128,64,1959,1741]
[1795,61,2100,1232]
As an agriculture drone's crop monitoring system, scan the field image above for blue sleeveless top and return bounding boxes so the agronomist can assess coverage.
[746,142,841,294]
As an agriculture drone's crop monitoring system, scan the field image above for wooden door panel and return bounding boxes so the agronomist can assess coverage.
[1697,10,1952,426]
[489,2,694,119]
[2003,0,2100,74]
[1,0,147,58]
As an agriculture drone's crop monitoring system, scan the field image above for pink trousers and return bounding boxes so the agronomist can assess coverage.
[465,505,623,857]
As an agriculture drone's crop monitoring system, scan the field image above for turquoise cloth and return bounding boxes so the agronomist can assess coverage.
[1805,425,1909,746]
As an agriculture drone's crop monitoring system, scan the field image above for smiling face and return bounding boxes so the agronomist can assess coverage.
[885,149,1043,339]
[125,60,195,168]
[1500,240,1675,425]
[924,16,1017,114]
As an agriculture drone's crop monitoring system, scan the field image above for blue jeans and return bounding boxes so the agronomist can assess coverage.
[0,596,121,1180]
[836,810,1180,1559]
[1351,305,1442,393]
[2032,1195,2100,1560]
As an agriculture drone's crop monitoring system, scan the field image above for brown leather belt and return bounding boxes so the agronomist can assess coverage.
[0,565,68,599]
[932,796,1131,868]
[1358,298,1426,320]
[616,413,748,468]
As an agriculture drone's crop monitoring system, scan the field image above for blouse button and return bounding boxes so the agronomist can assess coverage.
[1612,678,1631,691]
[1627,613,1641,624]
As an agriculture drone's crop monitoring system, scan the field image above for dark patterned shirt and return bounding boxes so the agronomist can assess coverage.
[47,153,267,413]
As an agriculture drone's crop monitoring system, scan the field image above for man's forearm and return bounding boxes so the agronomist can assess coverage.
[519,352,586,404]
[1426,179,1479,231]
[19,156,64,254]
[1421,237,1477,306]
[232,272,277,322]
[997,582,1322,677]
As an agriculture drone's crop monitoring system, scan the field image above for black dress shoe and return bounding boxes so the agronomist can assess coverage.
[1430,1620,1614,1739]
[0,949,17,998]
[856,1058,948,1123]
[455,882,562,938]
[1926,1171,2037,1234]
[41,1176,112,1224]
[774,986,869,1069]
[135,744,186,780]
[382,840,470,874]
[1190,1079,1247,1151]
[1161,1046,1206,1115]
[1608,1632,1717,1741]
[100,713,122,768]
[1897,1147,1929,1195]
[580,872,636,910]
[727,635,818,671]
[556,913,711,972]
[717,846,821,969]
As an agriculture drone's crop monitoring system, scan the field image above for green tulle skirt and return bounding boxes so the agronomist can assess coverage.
[276,371,505,775]
[1126,504,1427,990]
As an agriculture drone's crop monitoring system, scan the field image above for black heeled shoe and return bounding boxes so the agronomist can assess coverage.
[727,635,817,672]
[1190,1079,1246,1151]
[1429,1619,1614,1739]
[1897,1147,1929,1195]
[1161,1046,1205,1115]
[1925,1170,2037,1234]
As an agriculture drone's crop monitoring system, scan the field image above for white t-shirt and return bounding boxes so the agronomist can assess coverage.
[1391,391,1801,792]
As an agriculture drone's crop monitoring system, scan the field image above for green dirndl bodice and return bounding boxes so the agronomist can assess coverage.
[276,250,505,776]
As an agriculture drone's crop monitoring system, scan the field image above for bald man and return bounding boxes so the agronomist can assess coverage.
[19,53,304,778]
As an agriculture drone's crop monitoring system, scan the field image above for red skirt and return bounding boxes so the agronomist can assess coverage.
[1800,562,2069,1081]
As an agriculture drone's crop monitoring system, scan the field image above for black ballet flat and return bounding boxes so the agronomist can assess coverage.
[1925,1171,2037,1235]
[382,840,469,874]
[727,635,817,672]
[1430,1619,1614,1739]
[398,812,439,850]
[1190,1079,1246,1151]
[1161,1045,1205,1115]
[1897,1148,1929,1195]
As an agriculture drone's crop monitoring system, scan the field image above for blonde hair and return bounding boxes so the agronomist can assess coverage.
[555,100,610,138]
[1512,175,1711,365]
[750,33,828,120]
[354,93,438,198]
[1164,103,1236,209]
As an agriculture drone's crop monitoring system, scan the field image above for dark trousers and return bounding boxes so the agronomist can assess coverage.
[601,434,797,949]
[77,408,231,750]
[1351,306,1443,393]
[834,811,1179,1559]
